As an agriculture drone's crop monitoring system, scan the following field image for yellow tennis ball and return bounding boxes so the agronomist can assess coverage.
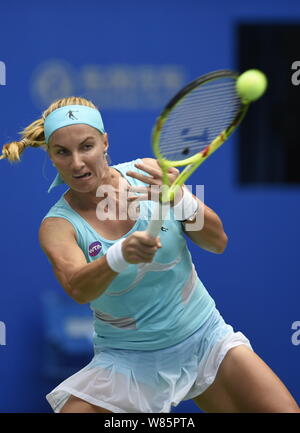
[236,69,268,102]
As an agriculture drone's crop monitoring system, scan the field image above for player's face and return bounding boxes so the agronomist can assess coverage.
[48,124,109,193]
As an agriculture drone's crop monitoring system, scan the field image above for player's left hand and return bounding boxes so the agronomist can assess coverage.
[126,161,183,205]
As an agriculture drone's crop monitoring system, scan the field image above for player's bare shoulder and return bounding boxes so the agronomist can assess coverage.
[39,217,77,249]
[38,217,81,267]
[39,217,87,297]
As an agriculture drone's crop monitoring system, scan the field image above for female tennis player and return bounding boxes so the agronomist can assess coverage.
[2,97,299,413]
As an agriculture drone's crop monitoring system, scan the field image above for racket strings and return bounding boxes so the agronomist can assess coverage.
[158,78,241,161]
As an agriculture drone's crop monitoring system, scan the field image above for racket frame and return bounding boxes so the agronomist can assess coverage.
[151,69,249,202]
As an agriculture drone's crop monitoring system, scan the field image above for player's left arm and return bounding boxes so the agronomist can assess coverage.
[181,195,228,254]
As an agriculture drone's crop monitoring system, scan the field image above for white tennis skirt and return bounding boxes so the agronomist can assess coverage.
[46,308,252,413]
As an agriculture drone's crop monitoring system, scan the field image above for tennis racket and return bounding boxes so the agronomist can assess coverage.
[146,69,259,237]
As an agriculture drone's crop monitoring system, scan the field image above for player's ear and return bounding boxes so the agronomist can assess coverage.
[102,132,109,153]
[101,133,111,164]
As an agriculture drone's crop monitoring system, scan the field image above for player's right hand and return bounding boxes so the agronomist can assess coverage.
[122,231,162,264]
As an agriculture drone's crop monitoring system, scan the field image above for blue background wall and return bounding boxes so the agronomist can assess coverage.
[0,0,299,413]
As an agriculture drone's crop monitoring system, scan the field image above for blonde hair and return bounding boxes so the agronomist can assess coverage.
[0,97,97,162]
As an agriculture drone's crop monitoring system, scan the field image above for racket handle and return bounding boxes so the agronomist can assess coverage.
[146,202,169,238]
[147,218,164,237]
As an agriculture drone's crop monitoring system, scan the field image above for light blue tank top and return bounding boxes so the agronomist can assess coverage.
[43,159,215,350]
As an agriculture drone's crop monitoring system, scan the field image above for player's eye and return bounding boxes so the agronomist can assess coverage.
[56,148,67,155]
[83,144,93,150]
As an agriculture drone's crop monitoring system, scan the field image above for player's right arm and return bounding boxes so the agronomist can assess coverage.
[39,217,118,304]
[39,218,161,304]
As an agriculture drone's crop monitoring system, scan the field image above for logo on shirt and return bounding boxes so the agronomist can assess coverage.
[88,241,102,257]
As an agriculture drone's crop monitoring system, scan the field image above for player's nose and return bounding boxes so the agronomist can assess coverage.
[70,152,85,170]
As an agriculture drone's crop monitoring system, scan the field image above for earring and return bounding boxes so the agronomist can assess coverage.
[104,151,111,165]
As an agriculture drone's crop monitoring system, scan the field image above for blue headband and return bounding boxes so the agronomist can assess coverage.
[44,105,105,143]
[45,105,105,192]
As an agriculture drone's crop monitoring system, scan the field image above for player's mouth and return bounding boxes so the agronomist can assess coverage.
[73,172,92,180]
